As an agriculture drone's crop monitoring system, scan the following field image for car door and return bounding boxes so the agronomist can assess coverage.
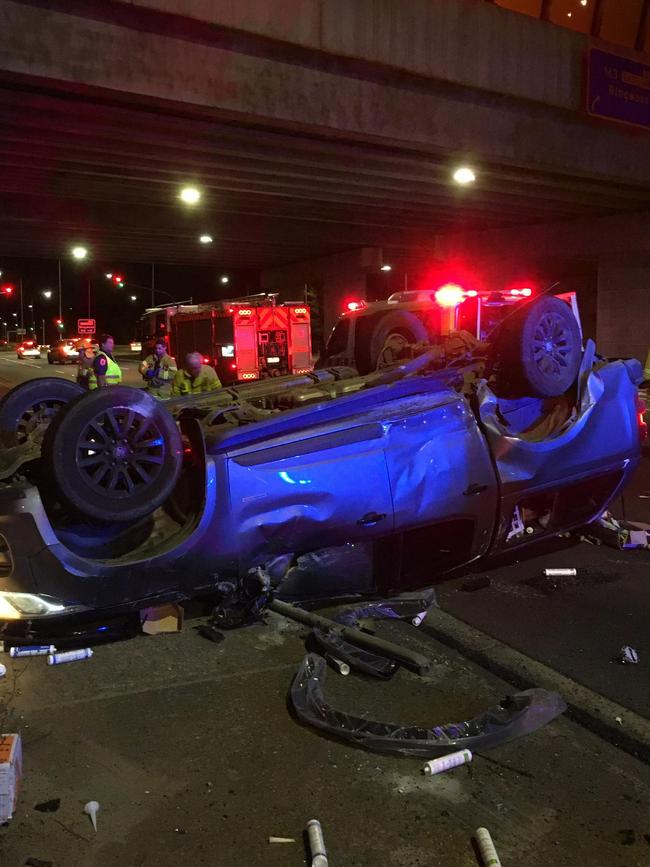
[226,420,395,572]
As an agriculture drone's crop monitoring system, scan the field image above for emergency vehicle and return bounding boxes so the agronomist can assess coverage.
[320,283,581,374]
[170,296,312,385]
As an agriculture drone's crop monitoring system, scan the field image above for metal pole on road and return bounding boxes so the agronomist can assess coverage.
[42,318,45,345]
[19,278,23,330]
[151,262,155,308]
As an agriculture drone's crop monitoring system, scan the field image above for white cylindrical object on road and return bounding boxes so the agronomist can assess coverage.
[47,648,93,665]
[412,611,427,627]
[306,818,328,867]
[9,645,56,657]
[476,827,502,866]
[423,749,472,776]
[543,568,576,577]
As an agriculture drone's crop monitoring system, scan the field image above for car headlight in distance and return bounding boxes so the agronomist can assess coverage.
[0,592,84,619]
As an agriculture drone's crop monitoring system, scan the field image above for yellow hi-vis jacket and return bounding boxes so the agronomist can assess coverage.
[88,351,122,389]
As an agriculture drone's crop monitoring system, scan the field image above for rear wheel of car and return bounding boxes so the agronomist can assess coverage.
[494,296,582,397]
[43,386,183,523]
[367,311,429,372]
[47,356,54,364]
[0,378,84,447]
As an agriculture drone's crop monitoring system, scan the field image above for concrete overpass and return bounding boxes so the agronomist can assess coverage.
[0,0,649,348]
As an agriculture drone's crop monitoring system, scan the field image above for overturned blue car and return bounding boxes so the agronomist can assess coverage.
[0,295,643,624]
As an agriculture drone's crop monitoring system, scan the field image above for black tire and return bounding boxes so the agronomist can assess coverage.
[43,386,182,523]
[495,296,581,397]
[367,311,429,372]
[47,356,54,365]
[0,377,84,447]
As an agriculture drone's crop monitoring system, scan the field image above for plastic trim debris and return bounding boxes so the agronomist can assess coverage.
[291,654,567,757]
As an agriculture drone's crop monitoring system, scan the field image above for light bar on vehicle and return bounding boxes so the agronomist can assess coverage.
[510,287,533,297]
[345,300,365,312]
[434,283,466,308]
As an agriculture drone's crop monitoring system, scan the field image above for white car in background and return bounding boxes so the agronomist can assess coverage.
[16,340,41,359]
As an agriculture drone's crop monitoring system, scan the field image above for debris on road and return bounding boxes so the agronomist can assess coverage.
[306,818,328,867]
[84,800,100,832]
[140,603,184,635]
[197,624,225,644]
[291,654,566,756]
[47,649,93,666]
[268,836,296,844]
[618,646,639,665]
[583,511,650,549]
[9,645,55,658]
[0,734,22,824]
[543,568,576,577]
[422,749,472,776]
[461,575,492,593]
[476,827,502,866]
[0,663,5,678]
[324,654,350,676]
[34,798,60,813]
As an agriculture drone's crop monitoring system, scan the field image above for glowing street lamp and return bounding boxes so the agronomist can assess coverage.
[220,275,229,284]
[452,167,476,185]
[180,186,201,205]
[199,234,213,244]
[71,246,88,260]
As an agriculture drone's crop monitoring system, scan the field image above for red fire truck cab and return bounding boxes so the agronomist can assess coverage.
[171,296,313,385]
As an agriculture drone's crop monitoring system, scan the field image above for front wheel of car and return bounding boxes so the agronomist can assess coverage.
[43,386,183,522]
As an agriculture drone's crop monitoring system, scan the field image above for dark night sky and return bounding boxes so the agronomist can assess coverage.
[0,258,260,343]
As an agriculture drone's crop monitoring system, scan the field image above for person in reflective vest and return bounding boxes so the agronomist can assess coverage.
[138,338,177,398]
[171,352,221,396]
[88,334,122,389]
[76,337,96,389]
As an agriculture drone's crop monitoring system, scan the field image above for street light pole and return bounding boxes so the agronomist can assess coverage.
[151,262,155,308]
[19,278,24,330]
[57,259,62,321]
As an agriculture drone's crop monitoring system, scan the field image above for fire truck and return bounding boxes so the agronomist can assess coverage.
[171,295,312,385]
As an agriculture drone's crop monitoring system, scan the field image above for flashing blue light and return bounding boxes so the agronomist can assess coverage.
[279,471,310,485]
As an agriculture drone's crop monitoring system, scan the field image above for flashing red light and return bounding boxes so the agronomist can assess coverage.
[293,307,307,315]
[638,398,647,442]
[238,308,253,317]
[466,289,478,298]
[434,283,465,308]
[228,307,234,313]
[346,300,362,312]
[241,372,257,380]
[202,356,210,364]
[229,362,237,370]
[1,284,14,296]
[520,287,533,297]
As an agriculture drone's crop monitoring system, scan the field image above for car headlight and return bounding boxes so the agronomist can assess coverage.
[0,592,85,620]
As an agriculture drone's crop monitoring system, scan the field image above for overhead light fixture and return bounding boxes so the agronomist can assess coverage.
[220,275,229,284]
[130,295,137,302]
[71,246,88,260]
[453,167,476,185]
[180,186,201,205]
[42,290,52,299]
[580,0,587,5]
[380,264,392,272]
[105,272,113,279]
[199,234,213,244]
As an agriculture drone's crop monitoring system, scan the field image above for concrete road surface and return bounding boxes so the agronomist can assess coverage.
[0,350,143,392]
[1,611,649,867]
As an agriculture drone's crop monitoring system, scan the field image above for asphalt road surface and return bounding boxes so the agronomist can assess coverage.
[0,349,143,392]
